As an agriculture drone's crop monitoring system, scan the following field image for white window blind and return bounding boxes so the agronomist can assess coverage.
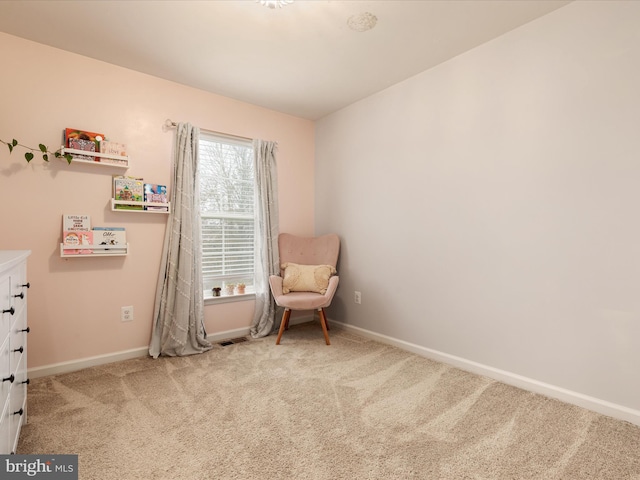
[199,133,254,293]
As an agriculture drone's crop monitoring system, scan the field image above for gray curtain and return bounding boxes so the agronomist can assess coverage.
[149,123,212,358]
[250,139,280,338]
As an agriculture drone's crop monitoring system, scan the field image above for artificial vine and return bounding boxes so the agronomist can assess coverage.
[1,138,73,164]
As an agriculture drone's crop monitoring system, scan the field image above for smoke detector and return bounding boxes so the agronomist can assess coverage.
[347,12,378,32]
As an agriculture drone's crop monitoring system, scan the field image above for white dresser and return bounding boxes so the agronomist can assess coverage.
[0,250,30,454]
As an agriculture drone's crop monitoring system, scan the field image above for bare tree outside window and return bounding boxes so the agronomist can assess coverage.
[199,134,255,294]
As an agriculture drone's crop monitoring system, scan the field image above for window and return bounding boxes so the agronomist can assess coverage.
[199,133,254,295]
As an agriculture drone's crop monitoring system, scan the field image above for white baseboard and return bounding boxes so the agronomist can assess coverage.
[331,320,640,427]
[28,347,150,379]
[36,317,632,428]
[27,319,317,379]
[28,327,255,379]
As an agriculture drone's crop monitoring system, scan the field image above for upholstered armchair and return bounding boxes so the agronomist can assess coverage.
[269,233,340,345]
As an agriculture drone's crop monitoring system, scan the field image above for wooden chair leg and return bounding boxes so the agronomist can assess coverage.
[314,308,329,330]
[318,308,331,345]
[276,309,291,345]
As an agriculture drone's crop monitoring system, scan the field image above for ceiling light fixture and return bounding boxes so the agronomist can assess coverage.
[257,0,293,8]
[347,12,378,32]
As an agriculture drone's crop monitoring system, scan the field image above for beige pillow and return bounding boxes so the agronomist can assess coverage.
[281,262,337,294]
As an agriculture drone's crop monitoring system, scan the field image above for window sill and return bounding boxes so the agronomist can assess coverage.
[204,292,256,305]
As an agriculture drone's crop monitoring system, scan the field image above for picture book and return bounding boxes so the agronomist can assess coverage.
[113,175,144,209]
[144,183,169,211]
[68,138,95,160]
[63,230,93,255]
[100,141,128,166]
[65,128,104,161]
[62,214,91,231]
[92,227,126,254]
[100,141,127,156]
[64,128,104,147]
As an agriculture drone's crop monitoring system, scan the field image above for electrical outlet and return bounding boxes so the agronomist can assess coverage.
[354,291,361,304]
[121,306,134,322]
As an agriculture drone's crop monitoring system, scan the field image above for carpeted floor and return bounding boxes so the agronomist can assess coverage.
[18,323,640,479]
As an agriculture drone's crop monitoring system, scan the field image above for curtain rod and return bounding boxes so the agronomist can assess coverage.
[164,119,252,142]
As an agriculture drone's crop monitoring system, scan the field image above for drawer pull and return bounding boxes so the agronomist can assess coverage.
[20,327,30,333]
[13,292,24,299]
[20,379,30,385]
[13,346,24,354]
[12,408,24,416]
[2,374,15,383]
[2,307,15,315]
[20,282,30,289]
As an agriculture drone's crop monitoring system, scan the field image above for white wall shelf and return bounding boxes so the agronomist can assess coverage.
[60,243,129,258]
[110,199,170,214]
[60,147,129,169]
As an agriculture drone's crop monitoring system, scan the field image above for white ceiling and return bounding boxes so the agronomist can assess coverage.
[0,0,571,120]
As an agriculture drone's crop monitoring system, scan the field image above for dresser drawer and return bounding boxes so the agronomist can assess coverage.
[0,337,10,412]
[9,314,27,375]
[9,354,26,454]
[9,262,28,320]
[0,401,10,456]
[0,276,10,345]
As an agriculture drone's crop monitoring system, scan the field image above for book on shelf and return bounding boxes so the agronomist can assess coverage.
[99,141,128,166]
[64,128,104,161]
[113,175,144,209]
[92,227,126,254]
[62,214,91,231]
[62,230,93,255]
[144,183,169,211]
[68,138,95,160]
[61,214,92,254]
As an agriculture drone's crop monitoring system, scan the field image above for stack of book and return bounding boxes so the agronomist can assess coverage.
[64,128,127,165]
[61,214,127,255]
[65,128,102,162]
[113,175,169,211]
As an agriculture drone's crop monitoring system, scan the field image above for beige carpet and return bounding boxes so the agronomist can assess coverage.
[18,323,640,480]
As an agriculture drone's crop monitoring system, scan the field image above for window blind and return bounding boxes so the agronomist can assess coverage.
[199,134,254,291]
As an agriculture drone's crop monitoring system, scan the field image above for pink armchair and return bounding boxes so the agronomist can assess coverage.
[269,233,340,345]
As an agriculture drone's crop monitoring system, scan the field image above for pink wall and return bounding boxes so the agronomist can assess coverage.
[0,33,315,368]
